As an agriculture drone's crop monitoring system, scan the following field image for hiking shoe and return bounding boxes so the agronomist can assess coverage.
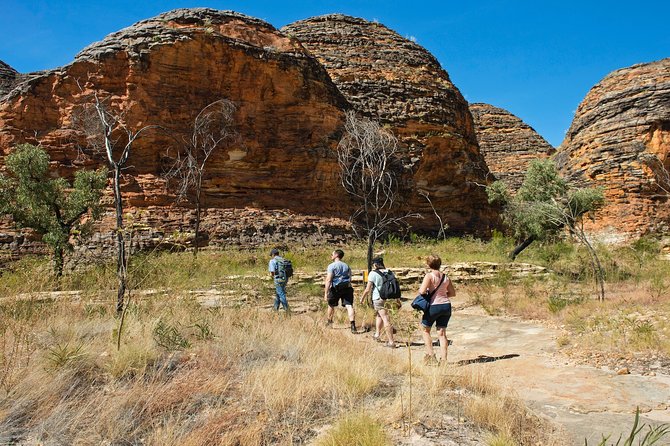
[351,327,357,334]
[423,354,438,366]
[372,333,381,342]
[384,342,397,349]
[325,320,333,328]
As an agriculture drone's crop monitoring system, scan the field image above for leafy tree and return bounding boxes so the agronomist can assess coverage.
[337,111,418,270]
[487,159,606,300]
[0,144,106,277]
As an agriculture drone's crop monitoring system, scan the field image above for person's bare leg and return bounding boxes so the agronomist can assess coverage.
[327,306,334,323]
[436,327,448,363]
[346,304,355,322]
[379,309,394,345]
[421,325,434,358]
[375,313,383,338]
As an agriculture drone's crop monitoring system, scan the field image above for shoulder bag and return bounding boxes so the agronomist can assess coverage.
[411,273,446,313]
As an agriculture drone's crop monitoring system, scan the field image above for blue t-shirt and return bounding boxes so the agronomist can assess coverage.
[269,256,284,282]
[327,260,351,286]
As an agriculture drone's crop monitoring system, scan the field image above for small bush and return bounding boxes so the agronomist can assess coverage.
[46,343,86,369]
[153,319,191,351]
[315,413,390,446]
[587,408,670,445]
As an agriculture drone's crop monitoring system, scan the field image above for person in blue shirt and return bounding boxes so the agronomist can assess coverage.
[324,249,357,333]
[268,248,289,312]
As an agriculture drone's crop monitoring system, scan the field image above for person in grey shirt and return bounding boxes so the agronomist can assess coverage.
[359,256,396,347]
[324,249,357,333]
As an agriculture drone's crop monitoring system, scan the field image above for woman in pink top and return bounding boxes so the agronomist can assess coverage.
[417,254,456,365]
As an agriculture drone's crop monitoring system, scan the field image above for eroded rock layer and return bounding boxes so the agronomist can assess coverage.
[556,58,670,241]
[0,9,499,261]
[0,60,19,97]
[470,103,555,191]
[0,8,354,254]
[283,15,498,234]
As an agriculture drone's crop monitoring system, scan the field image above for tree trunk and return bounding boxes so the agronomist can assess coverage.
[54,246,64,279]
[366,231,375,273]
[194,185,201,258]
[578,231,606,301]
[113,165,127,315]
[509,235,535,260]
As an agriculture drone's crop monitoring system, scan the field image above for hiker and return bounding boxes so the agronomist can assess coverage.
[268,248,289,312]
[324,249,357,333]
[417,254,455,365]
[359,256,396,348]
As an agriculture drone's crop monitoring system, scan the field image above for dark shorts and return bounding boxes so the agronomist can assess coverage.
[328,283,354,307]
[421,302,452,329]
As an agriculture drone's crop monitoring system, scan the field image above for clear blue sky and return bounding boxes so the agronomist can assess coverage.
[1,1,668,147]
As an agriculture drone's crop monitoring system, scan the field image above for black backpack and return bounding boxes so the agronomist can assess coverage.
[375,270,401,299]
[275,257,294,280]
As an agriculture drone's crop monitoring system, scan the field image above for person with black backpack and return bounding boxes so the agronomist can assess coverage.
[269,248,291,312]
[359,257,397,348]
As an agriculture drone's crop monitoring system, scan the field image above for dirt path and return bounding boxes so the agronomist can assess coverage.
[442,304,670,444]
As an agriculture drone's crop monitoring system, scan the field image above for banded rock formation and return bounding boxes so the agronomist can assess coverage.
[0,60,20,97]
[0,8,353,255]
[556,58,670,241]
[470,103,554,192]
[0,8,499,261]
[283,15,498,234]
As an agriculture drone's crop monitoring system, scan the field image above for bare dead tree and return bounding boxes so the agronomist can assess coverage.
[418,190,448,240]
[337,111,419,270]
[164,99,237,256]
[74,92,155,314]
[639,152,670,196]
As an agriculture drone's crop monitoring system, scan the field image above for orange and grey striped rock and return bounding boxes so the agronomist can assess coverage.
[470,103,554,192]
[556,58,670,241]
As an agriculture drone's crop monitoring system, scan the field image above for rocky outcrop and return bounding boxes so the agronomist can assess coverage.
[470,103,555,191]
[556,58,670,241]
[0,60,20,97]
[282,15,498,234]
[0,8,355,254]
[0,9,499,262]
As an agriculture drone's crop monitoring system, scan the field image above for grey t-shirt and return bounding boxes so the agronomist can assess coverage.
[327,260,351,286]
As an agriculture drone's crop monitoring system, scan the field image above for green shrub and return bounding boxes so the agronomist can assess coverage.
[315,413,390,446]
[152,319,191,351]
[587,408,670,445]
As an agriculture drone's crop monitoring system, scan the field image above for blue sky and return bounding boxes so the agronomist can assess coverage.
[1,1,668,147]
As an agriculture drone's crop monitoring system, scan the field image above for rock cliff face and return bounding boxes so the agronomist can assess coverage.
[556,58,670,241]
[470,103,555,192]
[282,15,498,234]
[0,9,499,261]
[0,8,355,255]
[0,60,20,97]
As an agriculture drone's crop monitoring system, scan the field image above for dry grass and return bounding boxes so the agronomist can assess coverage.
[462,277,670,361]
[2,237,667,444]
[0,289,566,445]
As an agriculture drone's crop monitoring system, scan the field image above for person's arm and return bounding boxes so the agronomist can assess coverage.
[446,279,456,297]
[324,272,333,300]
[418,274,431,295]
[269,260,276,279]
[360,280,374,303]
